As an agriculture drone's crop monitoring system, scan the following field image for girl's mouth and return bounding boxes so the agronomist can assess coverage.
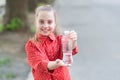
[42,29,50,33]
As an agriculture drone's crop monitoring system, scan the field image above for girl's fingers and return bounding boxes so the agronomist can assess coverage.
[56,59,64,66]
[55,59,71,67]
[69,31,77,35]
[61,62,71,67]
[69,34,77,41]
[72,37,77,41]
[69,32,77,36]
[56,59,60,63]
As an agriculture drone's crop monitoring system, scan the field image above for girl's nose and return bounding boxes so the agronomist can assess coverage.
[42,24,49,28]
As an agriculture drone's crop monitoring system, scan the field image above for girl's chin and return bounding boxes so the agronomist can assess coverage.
[42,34,49,36]
[41,32,50,36]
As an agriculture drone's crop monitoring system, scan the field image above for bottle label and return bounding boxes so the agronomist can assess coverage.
[63,52,73,64]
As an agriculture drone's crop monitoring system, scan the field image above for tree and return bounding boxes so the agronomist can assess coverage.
[4,0,29,32]
[28,0,55,12]
[3,0,55,32]
[28,0,37,12]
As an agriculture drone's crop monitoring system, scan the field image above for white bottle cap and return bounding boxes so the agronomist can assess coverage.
[64,31,69,35]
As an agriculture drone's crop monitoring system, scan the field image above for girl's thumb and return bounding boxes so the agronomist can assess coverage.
[56,59,60,64]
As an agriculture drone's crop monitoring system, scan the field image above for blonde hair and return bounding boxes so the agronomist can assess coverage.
[33,5,60,42]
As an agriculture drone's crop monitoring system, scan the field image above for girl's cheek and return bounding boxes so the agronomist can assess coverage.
[50,26,55,31]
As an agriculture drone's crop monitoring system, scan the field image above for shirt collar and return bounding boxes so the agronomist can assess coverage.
[37,33,56,42]
[49,33,56,41]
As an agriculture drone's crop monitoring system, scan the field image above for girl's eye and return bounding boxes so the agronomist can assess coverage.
[48,20,52,24]
[39,20,44,24]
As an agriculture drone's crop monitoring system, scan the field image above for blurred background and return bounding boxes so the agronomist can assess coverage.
[0,0,120,80]
[0,0,55,80]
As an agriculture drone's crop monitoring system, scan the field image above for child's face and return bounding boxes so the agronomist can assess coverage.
[36,11,56,36]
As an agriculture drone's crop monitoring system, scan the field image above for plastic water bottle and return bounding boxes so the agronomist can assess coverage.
[62,31,73,65]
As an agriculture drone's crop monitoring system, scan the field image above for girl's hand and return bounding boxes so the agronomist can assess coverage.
[47,59,71,70]
[69,30,77,41]
[69,30,77,49]
[55,59,71,67]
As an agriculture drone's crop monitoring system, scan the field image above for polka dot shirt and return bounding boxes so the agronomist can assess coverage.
[25,33,79,80]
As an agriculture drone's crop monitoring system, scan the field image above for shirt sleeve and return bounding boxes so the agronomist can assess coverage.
[72,46,79,55]
[25,40,51,74]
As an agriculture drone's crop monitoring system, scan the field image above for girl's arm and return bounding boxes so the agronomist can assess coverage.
[26,40,50,73]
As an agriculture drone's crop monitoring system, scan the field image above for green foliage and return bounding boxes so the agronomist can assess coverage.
[6,73,17,79]
[0,72,17,79]
[0,58,11,67]
[0,18,24,32]
[0,73,2,78]
[0,24,5,32]
[0,58,16,79]
[30,26,36,33]
[6,18,24,31]
[37,2,46,7]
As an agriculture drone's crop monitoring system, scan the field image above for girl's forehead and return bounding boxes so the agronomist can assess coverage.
[37,11,55,20]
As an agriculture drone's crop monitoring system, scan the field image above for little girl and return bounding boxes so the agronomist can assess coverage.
[25,5,79,80]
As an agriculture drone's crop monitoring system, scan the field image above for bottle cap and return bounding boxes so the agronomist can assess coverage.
[64,31,69,35]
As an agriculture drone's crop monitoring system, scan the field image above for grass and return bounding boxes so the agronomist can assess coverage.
[0,58,17,79]
[0,72,17,79]
[6,73,17,79]
[0,57,11,67]
[30,26,35,33]
[0,24,5,32]
[0,73,2,78]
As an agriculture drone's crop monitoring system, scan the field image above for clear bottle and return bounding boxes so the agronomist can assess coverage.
[62,31,73,65]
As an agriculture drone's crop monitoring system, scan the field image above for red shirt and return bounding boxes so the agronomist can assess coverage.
[25,33,79,80]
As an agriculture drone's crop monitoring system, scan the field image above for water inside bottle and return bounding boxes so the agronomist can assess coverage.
[63,52,73,64]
